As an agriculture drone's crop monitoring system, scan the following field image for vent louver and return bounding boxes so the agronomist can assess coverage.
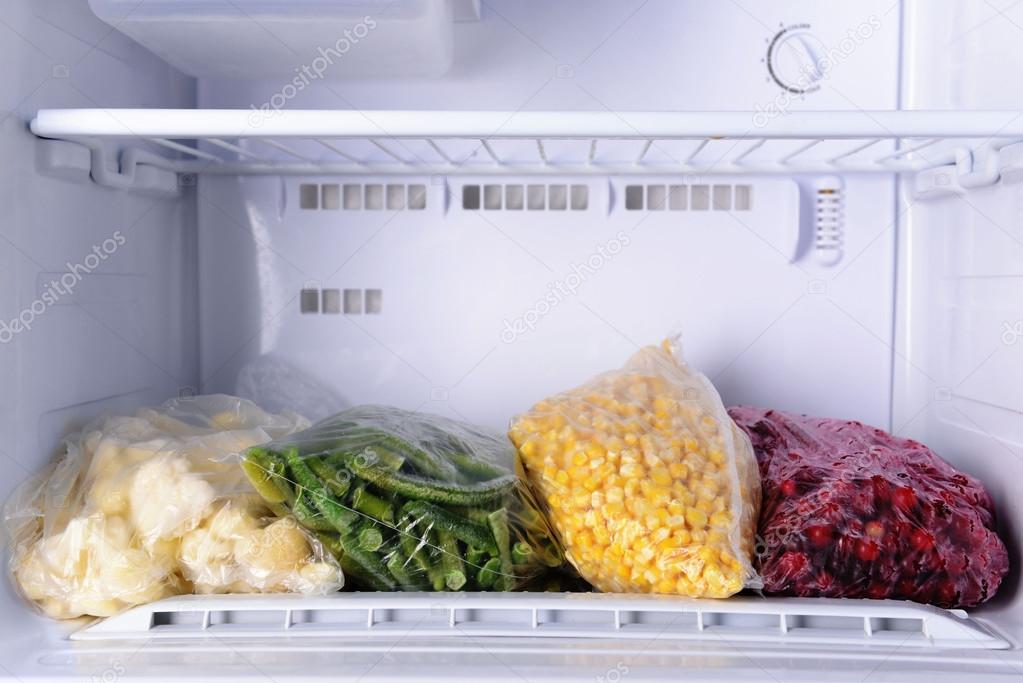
[299,183,426,210]
[624,183,752,211]
[73,594,1009,650]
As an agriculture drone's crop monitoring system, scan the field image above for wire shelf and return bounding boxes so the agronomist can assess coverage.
[29,109,1023,177]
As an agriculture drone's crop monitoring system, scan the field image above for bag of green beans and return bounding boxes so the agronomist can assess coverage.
[239,405,566,591]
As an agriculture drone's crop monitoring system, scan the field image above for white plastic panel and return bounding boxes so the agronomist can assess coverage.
[199,0,903,113]
[197,173,896,429]
[0,1,199,681]
[87,0,455,79]
[892,0,1023,645]
[74,593,1009,650]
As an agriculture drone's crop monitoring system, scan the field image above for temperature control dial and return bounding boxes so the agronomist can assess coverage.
[767,24,827,94]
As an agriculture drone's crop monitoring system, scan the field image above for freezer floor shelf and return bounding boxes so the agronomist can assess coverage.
[28,109,1023,182]
[72,593,1010,650]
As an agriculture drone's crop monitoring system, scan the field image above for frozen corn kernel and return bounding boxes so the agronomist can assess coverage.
[509,339,760,598]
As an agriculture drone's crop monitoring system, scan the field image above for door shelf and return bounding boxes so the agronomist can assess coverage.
[29,109,1023,183]
[73,592,1010,650]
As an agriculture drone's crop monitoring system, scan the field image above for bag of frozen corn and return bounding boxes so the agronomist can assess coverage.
[240,405,566,591]
[509,338,761,597]
[3,395,343,620]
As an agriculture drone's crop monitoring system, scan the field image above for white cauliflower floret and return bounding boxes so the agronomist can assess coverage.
[129,454,217,546]
[13,515,179,619]
[179,501,261,591]
[87,438,176,516]
[237,517,341,593]
[180,504,340,594]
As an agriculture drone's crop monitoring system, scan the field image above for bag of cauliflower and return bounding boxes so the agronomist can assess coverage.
[509,338,761,598]
[3,394,343,620]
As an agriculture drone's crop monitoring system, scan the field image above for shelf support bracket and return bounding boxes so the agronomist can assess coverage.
[35,137,181,196]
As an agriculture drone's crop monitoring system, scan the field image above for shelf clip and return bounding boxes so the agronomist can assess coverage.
[954,142,1001,189]
[35,137,181,196]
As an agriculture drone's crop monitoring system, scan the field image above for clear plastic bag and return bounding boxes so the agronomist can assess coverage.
[4,395,343,620]
[729,406,1009,608]
[509,338,761,597]
[240,405,566,591]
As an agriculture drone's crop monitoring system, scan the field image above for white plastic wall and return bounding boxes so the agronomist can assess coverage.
[894,0,1023,638]
[196,0,903,433]
[0,0,196,654]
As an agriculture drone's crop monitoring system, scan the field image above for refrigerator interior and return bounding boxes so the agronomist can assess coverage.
[2,0,1023,680]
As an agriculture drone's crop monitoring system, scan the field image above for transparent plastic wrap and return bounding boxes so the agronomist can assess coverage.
[729,406,1009,608]
[509,338,761,597]
[4,395,343,620]
[240,405,566,591]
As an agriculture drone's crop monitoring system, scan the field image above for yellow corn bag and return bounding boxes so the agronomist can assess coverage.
[509,338,761,597]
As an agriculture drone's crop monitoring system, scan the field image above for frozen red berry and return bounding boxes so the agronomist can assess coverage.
[855,539,881,562]
[805,524,834,548]
[892,486,917,512]
[729,406,1009,608]
[910,529,934,551]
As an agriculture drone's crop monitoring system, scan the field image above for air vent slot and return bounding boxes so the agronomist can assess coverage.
[343,289,362,314]
[299,288,319,313]
[814,183,844,265]
[209,610,282,628]
[691,184,710,210]
[291,609,368,628]
[299,183,319,209]
[151,611,203,630]
[321,288,341,314]
[364,289,383,314]
[625,183,751,211]
[321,183,340,209]
[537,609,615,628]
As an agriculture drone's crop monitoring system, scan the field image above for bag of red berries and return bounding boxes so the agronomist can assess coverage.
[728,406,1008,608]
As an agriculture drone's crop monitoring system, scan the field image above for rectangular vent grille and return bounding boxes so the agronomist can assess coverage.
[300,288,381,314]
[462,183,589,211]
[814,186,844,265]
[75,594,1010,650]
[299,183,426,210]
[625,183,752,211]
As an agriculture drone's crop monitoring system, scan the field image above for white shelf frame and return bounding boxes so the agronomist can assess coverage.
[28,109,1023,179]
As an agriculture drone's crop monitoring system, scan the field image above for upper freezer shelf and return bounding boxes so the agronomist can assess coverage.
[28,109,1023,189]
